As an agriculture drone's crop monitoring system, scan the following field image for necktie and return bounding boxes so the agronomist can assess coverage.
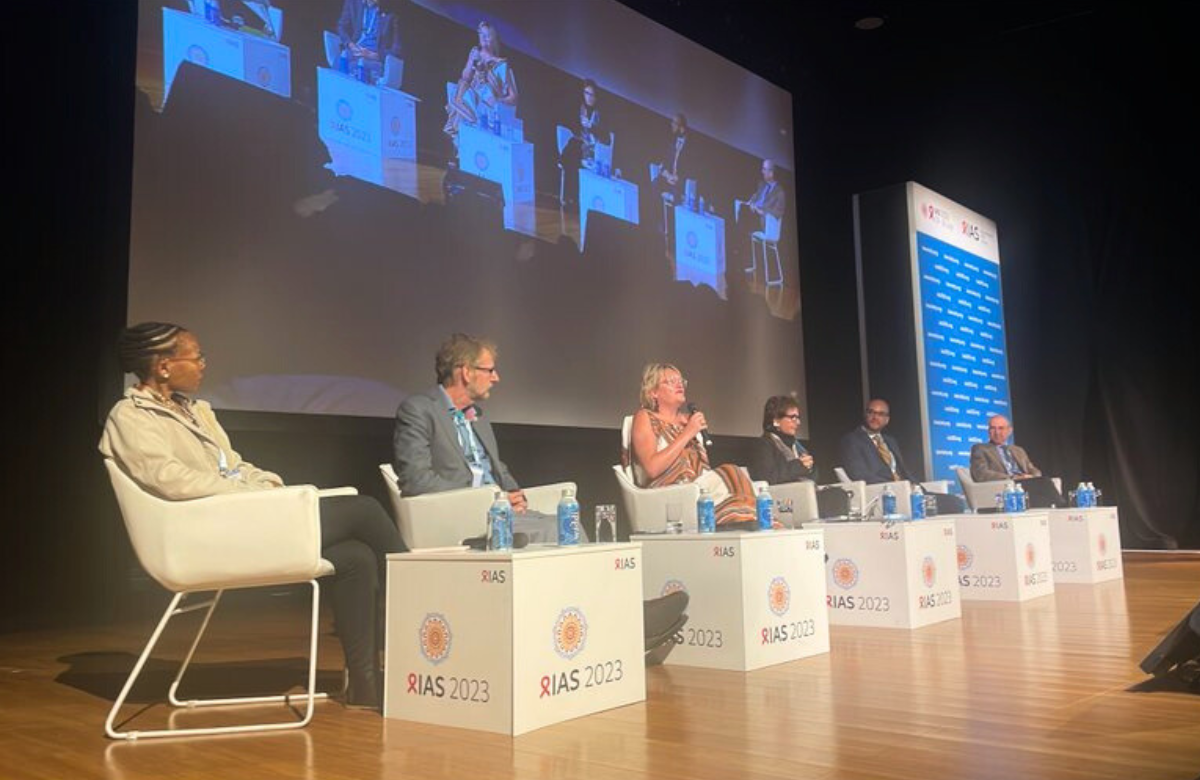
[999,445,1019,476]
[872,434,898,479]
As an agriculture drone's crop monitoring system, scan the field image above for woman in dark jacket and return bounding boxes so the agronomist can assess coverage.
[748,395,818,485]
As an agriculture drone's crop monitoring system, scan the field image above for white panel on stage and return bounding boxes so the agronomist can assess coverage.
[634,530,829,671]
[1047,507,1124,584]
[458,123,536,235]
[804,519,960,629]
[384,544,645,735]
[674,206,726,299]
[579,169,639,249]
[949,511,1055,601]
[317,68,418,161]
[163,8,291,100]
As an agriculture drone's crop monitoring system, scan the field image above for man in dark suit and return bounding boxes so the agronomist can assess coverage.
[839,399,965,514]
[839,399,910,484]
[650,113,691,239]
[970,415,1064,507]
[337,0,403,78]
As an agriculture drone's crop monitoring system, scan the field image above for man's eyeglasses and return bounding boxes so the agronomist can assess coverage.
[865,408,889,417]
[472,365,498,376]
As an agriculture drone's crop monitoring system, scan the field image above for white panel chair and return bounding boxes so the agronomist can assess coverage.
[322,30,342,69]
[954,467,1062,511]
[378,464,573,549]
[556,125,573,203]
[766,480,819,527]
[613,416,700,533]
[380,54,404,89]
[748,212,784,288]
[102,459,342,740]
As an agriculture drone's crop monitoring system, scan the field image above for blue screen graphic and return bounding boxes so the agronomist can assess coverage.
[916,231,1011,485]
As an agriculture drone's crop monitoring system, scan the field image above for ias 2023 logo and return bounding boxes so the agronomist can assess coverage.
[256,65,272,87]
[767,576,791,616]
[922,555,937,588]
[661,579,687,597]
[474,151,490,172]
[957,544,974,571]
[418,613,452,665]
[186,44,209,66]
[553,607,588,659]
[336,99,353,121]
[831,558,859,590]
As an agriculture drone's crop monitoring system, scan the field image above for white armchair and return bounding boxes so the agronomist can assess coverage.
[102,459,340,740]
[766,480,819,527]
[613,416,699,533]
[954,467,1062,511]
[378,464,573,549]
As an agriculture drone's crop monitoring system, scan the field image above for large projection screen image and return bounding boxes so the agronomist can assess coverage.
[906,182,1011,483]
[130,0,806,435]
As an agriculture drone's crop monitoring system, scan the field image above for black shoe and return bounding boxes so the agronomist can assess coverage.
[346,665,381,711]
[643,591,689,651]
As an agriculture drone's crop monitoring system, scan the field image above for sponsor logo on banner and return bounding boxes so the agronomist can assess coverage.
[418,613,452,665]
[474,151,490,172]
[1025,542,1037,569]
[767,576,791,616]
[256,65,271,87]
[187,44,209,66]
[661,578,687,597]
[831,558,859,590]
[920,202,953,231]
[957,544,974,571]
[337,99,353,121]
[553,607,588,659]
[922,556,937,588]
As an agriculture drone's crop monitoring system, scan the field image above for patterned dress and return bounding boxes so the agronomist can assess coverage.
[633,414,757,526]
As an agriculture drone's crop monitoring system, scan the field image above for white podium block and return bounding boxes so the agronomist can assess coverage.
[1047,507,1124,583]
[807,519,960,629]
[384,543,645,735]
[950,512,1055,601]
[633,530,829,671]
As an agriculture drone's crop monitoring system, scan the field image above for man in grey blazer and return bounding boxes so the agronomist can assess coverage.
[970,414,1064,507]
[393,333,549,536]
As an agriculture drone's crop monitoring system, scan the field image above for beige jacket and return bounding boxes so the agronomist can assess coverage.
[99,386,283,500]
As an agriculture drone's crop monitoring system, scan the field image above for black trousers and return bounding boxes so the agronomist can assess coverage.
[318,495,406,676]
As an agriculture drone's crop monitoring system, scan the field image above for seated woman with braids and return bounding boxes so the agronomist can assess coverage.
[627,363,758,528]
[98,323,405,711]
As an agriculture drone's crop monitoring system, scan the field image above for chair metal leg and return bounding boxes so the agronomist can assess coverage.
[748,235,761,277]
[105,580,327,740]
[766,240,783,288]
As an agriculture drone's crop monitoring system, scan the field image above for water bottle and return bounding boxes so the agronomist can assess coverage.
[557,488,581,546]
[881,484,897,517]
[1087,482,1100,506]
[1003,480,1019,513]
[492,110,502,136]
[910,484,925,519]
[755,485,774,530]
[204,0,220,24]
[1015,482,1028,512]
[697,488,716,534]
[337,50,349,74]
[487,490,513,551]
[354,58,366,83]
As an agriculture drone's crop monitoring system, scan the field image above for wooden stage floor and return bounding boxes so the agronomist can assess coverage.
[1,557,1197,780]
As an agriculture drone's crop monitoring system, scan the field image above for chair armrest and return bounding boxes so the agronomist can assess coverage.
[156,486,324,591]
[523,482,577,514]
[317,486,358,498]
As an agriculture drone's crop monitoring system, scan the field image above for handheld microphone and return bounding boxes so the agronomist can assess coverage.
[686,402,713,448]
